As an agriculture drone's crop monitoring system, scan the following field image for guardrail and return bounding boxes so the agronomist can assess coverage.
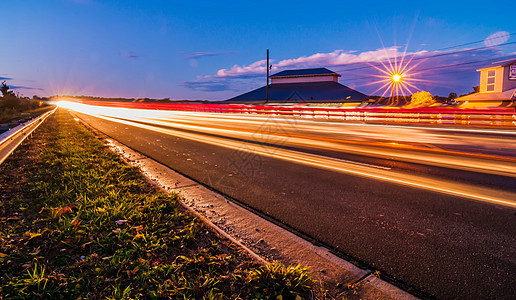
[76,100,516,128]
[0,107,57,165]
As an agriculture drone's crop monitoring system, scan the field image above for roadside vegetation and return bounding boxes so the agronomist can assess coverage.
[408,91,436,107]
[0,109,316,299]
[0,81,50,124]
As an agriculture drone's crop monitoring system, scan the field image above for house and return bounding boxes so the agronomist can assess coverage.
[225,67,369,105]
[456,58,516,108]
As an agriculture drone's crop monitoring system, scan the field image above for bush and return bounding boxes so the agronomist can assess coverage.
[410,91,435,107]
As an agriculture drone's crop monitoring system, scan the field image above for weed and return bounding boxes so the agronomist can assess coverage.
[244,263,314,299]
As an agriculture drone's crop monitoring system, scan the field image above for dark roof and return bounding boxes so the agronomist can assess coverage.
[225,81,368,103]
[478,57,516,70]
[494,58,516,67]
[270,67,340,78]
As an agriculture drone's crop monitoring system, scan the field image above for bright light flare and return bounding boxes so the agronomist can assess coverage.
[367,56,424,106]
[57,101,68,108]
[364,44,433,106]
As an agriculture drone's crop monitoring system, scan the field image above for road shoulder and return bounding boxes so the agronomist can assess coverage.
[102,133,418,300]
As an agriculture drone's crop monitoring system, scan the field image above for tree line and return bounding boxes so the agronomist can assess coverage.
[0,81,43,112]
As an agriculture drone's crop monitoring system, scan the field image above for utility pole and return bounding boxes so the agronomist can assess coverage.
[266,49,269,104]
[390,84,394,106]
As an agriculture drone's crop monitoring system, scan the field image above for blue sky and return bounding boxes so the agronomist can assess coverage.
[1,0,515,100]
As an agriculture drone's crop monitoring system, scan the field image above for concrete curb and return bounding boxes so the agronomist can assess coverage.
[103,137,418,300]
[71,109,418,299]
[173,186,268,265]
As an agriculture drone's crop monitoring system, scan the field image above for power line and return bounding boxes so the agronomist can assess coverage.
[338,54,516,82]
[334,41,516,73]
[416,55,512,72]
[435,32,516,51]
[334,34,516,95]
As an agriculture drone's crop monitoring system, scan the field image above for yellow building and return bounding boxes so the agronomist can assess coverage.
[457,58,516,108]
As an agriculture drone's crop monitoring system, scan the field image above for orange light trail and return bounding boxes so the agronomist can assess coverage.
[59,102,516,209]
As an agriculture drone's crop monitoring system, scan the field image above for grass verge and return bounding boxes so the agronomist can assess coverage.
[0,108,317,299]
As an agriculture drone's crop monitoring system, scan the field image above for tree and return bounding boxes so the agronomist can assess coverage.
[1,81,15,98]
[0,81,21,110]
[448,92,457,100]
[410,91,435,107]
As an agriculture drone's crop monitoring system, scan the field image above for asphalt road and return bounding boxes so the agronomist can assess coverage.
[69,107,516,299]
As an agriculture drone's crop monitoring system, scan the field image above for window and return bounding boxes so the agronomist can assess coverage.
[486,70,496,91]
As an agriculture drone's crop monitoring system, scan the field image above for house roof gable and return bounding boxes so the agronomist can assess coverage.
[270,68,340,78]
[225,81,368,103]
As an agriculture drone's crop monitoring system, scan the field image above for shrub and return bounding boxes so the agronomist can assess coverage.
[410,91,435,107]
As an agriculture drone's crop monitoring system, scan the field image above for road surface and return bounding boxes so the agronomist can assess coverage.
[65,104,516,299]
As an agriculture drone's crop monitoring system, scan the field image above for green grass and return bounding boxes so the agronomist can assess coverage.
[0,108,317,299]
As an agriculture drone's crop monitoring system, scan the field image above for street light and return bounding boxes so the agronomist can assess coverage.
[389,73,404,106]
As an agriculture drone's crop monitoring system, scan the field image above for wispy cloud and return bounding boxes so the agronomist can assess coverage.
[182,81,235,92]
[335,47,512,96]
[184,51,234,60]
[122,51,140,59]
[10,85,44,91]
[0,77,13,81]
[185,47,428,92]
[185,43,515,96]
[202,47,429,80]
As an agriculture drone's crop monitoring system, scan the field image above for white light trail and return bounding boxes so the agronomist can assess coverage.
[61,102,516,209]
